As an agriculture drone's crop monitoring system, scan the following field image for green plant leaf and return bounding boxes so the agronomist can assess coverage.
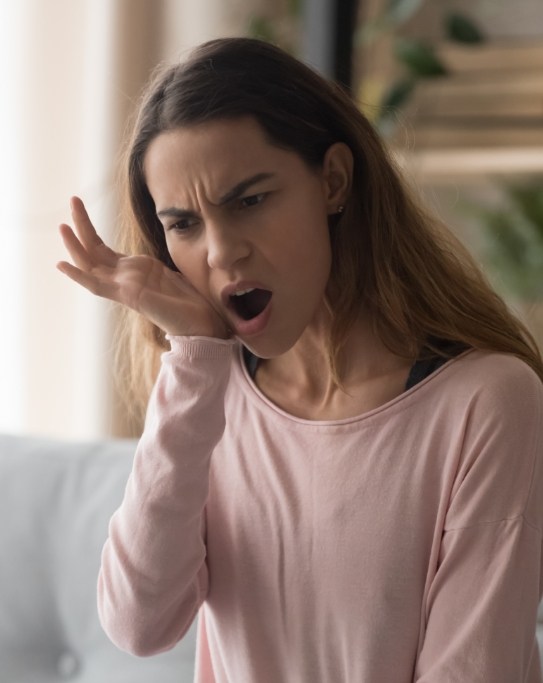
[488,213,528,266]
[380,77,416,110]
[247,16,276,43]
[469,183,543,300]
[395,38,448,76]
[507,185,543,240]
[386,0,425,24]
[287,0,302,19]
[356,16,394,45]
[445,12,485,44]
[375,78,416,136]
[356,0,424,45]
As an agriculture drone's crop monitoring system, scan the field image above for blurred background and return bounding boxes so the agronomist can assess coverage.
[1,0,541,440]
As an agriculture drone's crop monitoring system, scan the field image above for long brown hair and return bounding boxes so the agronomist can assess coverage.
[116,37,542,420]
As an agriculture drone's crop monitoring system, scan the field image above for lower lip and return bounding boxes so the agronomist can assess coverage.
[230,299,273,338]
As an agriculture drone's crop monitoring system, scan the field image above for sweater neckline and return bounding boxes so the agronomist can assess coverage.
[235,344,474,427]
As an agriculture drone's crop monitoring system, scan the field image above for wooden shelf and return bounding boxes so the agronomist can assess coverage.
[389,41,543,184]
[394,146,543,185]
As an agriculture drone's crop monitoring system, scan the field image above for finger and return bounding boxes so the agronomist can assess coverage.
[59,223,95,271]
[56,260,118,300]
[70,196,103,249]
[70,197,120,267]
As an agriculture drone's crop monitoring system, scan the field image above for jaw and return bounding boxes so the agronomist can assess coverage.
[238,297,331,362]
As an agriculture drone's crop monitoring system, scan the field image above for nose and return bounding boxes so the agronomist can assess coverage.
[206,220,250,271]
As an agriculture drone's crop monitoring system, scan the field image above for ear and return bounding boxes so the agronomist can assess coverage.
[321,142,353,214]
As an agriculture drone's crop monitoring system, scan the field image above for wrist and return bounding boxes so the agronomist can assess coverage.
[165,335,237,357]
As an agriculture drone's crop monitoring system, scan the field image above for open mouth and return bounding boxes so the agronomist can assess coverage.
[229,288,272,321]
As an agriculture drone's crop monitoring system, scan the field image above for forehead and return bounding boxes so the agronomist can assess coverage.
[144,118,283,183]
[142,116,310,209]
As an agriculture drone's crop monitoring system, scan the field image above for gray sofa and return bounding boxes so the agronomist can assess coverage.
[0,434,196,683]
[2,434,543,682]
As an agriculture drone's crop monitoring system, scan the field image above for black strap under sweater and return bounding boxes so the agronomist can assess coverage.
[243,338,468,390]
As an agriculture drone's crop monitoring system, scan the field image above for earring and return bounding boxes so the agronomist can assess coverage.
[336,205,345,214]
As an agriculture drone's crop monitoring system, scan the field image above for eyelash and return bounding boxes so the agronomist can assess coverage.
[167,217,199,234]
[238,192,267,209]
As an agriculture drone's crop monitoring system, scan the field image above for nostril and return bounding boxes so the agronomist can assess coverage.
[207,238,250,269]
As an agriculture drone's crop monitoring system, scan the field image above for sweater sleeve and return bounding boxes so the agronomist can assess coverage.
[415,360,543,682]
[97,336,236,657]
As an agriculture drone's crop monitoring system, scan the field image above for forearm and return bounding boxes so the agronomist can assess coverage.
[97,336,236,655]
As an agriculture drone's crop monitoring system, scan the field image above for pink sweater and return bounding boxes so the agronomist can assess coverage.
[98,337,543,682]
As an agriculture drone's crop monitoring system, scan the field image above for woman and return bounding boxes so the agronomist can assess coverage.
[58,38,543,682]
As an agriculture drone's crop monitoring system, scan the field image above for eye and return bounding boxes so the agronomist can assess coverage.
[239,193,266,209]
[166,216,199,234]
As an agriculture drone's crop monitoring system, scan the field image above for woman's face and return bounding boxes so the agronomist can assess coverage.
[143,116,345,358]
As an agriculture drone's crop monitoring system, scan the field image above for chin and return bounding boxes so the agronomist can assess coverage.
[238,332,300,360]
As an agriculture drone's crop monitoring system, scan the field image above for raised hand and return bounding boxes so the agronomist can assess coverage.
[57,197,230,338]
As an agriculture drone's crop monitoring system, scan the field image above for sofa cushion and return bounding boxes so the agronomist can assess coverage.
[0,434,196,683]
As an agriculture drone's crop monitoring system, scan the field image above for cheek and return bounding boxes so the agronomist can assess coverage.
[165,239,183,270]
[295,209,333,261]
[167,242,207,289]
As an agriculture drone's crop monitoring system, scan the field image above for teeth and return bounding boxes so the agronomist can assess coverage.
[231,288,255,297]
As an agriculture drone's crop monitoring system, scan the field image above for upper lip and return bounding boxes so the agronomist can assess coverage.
[220,281,271,308]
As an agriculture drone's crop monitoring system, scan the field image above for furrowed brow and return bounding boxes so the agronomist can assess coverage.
[216,172,275,205]
[156,207,196,221]
[156,172,275,220]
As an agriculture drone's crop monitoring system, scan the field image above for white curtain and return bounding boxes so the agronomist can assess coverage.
[0,0,266,439]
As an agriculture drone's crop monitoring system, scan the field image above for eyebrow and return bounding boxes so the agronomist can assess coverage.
[216,172,275,205]
[156,172,275,220]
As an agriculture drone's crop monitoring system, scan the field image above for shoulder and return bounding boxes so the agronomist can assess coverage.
[447,350,542,441]
[418,349,542,459]
[439,349,542,411]
[439,351,543,529]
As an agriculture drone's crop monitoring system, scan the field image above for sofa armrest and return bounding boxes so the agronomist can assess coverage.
[0,434,196,683]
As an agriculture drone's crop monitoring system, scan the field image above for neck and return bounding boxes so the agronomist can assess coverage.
[255,308,416,420]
